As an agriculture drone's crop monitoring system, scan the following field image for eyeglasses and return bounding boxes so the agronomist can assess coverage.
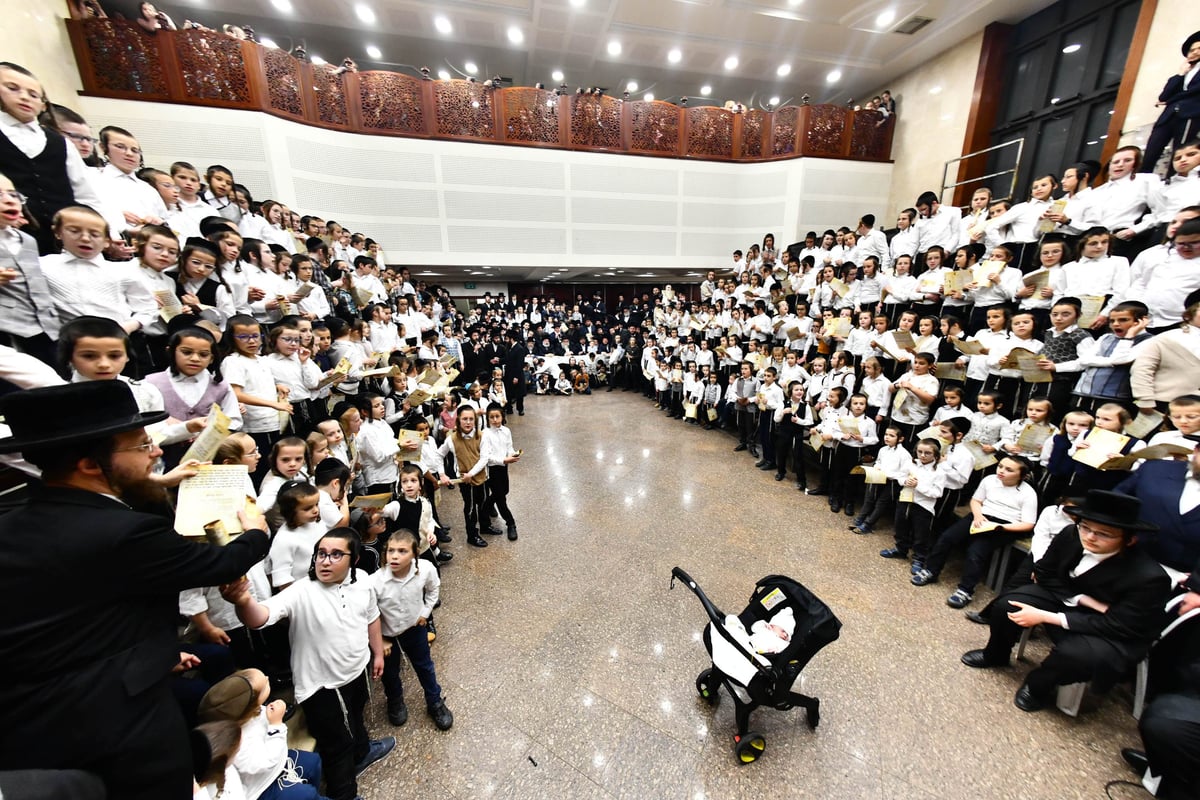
[106,142,142,155]
[278,336,301,344]
[1076,520,1124,541]
[114,440,158,454]
[315,550,348,562]
[63,132,98,145]
[1175,241,1200,252]
[0,190,27,204]
[234,333,262,341]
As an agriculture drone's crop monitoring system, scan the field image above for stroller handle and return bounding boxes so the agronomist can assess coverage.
[670,566,726,625]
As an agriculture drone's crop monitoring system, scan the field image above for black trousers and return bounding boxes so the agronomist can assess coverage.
[459,481,488,535]
[736,405,758,446]
[1140,692,1200,800]
[301,670,370,800]
[829,444,864,505]
[483,464,515,525]
[924,515,1020,594]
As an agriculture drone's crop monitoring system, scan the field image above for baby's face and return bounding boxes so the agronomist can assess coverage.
[763,623,790,641]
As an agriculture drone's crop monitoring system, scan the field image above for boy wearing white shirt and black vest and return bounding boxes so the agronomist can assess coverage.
[755,367,785,471]
[730,361,761,457]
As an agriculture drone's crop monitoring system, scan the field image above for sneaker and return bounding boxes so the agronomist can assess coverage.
[911,568,937,586]
[387,701,408,726]
[355,737,396,776]
[910,560,924,575]
[946,589,974,609]
[428,700,454,731]
[879,548,908,559]
[848,517,865,530]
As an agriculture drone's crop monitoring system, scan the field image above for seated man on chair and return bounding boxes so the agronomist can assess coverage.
[959,490,1172,712]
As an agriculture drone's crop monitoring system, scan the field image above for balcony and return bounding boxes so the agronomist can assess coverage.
[67,18,895,164]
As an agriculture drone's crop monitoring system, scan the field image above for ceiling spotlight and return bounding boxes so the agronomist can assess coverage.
[434,16,452,34]
[552,69,564,82]
[667,48,682,64]
[270,0,292,12]
[569,0,586,7]
[259,37,278,49]
[310,55,326,65]
[643,92,654,101]
[626,80,638,92]
[507,26,524,45]
[365,45,381,59]
[354,4,376,24]
[464,61,478,75]
[724,55,739,71]
[607,40,622,56]
[875,8,896,27]
[777,63,791,77]
[1062,43,1082,54]
[826,69,842,83]
[768,95,780,106]
[700,84,711,96]
[437,69,450,80]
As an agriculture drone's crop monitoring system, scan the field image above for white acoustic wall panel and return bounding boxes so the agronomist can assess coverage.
[444,191,566,224]
[572,164,678,195]
[285,138,437,183]
[439,156,565,190]
[572,197,677,227]
[75,98,893,272]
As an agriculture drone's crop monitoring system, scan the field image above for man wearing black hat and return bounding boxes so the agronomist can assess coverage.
[502,330,528,416]
[0,381,270,799]
[1142,30,1200,173]
[960,490,1172,712]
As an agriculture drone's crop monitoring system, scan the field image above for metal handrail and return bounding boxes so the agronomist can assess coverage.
[941,137,1024,206]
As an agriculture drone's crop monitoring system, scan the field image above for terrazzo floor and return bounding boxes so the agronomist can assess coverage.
[355,390,1148,800]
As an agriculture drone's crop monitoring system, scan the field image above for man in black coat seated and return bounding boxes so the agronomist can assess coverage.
[0,381,270,800]
[959,490,1172,712]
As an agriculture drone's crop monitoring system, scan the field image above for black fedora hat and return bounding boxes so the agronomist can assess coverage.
[1183,31,1200,57]
[0,382,168,454]
[1062,490,1158,532]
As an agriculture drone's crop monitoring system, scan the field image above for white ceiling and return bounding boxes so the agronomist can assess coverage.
[135,0,1055,107]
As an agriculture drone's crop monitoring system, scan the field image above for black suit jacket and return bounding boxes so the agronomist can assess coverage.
[0,487,268,768]
[1033,527,1171,645]
[1154,68,1200,128]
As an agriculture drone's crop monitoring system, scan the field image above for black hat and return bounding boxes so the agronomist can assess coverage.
[1061,490,1158,532]
[0,382,168,454]
[198,216,236,238]
[1182,31,1200,57]
[184,236,221,261]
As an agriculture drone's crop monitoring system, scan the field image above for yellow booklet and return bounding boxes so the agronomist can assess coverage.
[174,465,258,540]
[1073,428,1131,469]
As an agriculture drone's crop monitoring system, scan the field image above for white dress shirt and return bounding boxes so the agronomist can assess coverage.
[94,164,168,233]
[40,252,158,329]
[1090,173,1158,233]
[916,206,961,254]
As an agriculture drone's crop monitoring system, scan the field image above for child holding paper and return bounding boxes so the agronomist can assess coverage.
[880,438,944,573]
[810,386,849,501]
[1069,402,1142,491]
[774,380,815,488]
[997,398,1058,470]
[222,315,292,483]
[827,393,878,517]
[480,402,521,540]
[851,425,911,535]
[355,392,400,497]
[889,352,939,444]
[935,417,976,528]
[983,311,1044,417]
[267,480,327,591]
[1039,409,1095,501]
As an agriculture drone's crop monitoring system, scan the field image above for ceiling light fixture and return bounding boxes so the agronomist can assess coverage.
[826,69,841,83]
[667,48,682,64]
[607,40,622,56]
[626,80,638,92]
[643,92,654,101]
[552,69,564,82]
[776,63,791,77]
[507,26,524,45]
[365,45,381,59]
[875,8,896,27]
[259,37,278,49]
[434,16,452,34]
[437,69,451,80]
[310,55,326,65]
[724,55,739,71]
[270,0,292,12]
[464,61,478,75]
[1062,43,1082,54]
[700,84,711,96]
[569,0,586,7]
[354,4,376,24]
[768,95,780,106]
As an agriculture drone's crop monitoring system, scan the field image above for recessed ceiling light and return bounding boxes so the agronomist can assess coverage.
[354,4,376,24]
[626,80,638,92]
[259,37,278,49]
[310,55,326,65]
[826,69,841,83]
[787,0,803,5]
[270,0,292,12]
[768,96,780,106]
[437,69,450,80]
[569,0,586,7]
[1062,43,1082,54]
[1086,140,1099,146]
[1050,96,1061,104]
[700,84,712,96]
[723,55,739,71]
[507,25,524,45]
[365,45,381,59]
[464,61,478,75]
[434,16,452,34]
[552,69,564,82]
[667,48,682,64]
[929,85,942,95]
[607,40,622,56]
[776,63,791,77]
[875,9,896,27]
[643,92,654,101]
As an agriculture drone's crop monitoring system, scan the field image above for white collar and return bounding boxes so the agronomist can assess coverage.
[0,111,39,132]
[171,371,208,384]
[101,163,138,180]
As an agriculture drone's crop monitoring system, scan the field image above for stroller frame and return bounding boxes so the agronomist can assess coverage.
[671,567,841,763]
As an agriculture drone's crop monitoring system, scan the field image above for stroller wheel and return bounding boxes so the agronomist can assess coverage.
[734,731,766,764]
[695,669,719,706]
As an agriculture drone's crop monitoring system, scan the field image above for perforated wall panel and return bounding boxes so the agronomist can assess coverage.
[573,229,676,256]
[447,226,566,254]
[440,156,565,190]
[681,171,730,198]
[683,201,783,230]
[135,122,267,163]
[347,223,443,252]
[286,138,437,183]
[292,178,438,218]
[443,191,565,224]
[571,164,678,195]
[571,197,677,227]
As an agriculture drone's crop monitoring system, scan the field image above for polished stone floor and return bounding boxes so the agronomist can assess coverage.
[356,391,1146,800]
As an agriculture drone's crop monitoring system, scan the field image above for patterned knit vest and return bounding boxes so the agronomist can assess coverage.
[1041,328,1092,364]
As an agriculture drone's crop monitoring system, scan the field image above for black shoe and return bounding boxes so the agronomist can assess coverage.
[355,737,396,775]
[829,501,841,514]
[734,443,748,452]
[964,610,989,625]
[1014,683,1048,712]
[960,649,1008,669]
[387,702,409,726]
[796,483,807,491]
[434,526,452,543]
[806,487,828,496]
[843,504,855,517]
[429,700,454,731]
[1120,748,1148,775]
[518,410,524,416]
[749,447,760,458]
[435,551,454,564]
[754,459,768,468]
[506,523,518,541]
[483,525,504,536]
[467,534,488,547]
[775,473,785,481]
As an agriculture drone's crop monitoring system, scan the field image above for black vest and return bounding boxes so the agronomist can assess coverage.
[0,129,75,254]
[176,277,221,307]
